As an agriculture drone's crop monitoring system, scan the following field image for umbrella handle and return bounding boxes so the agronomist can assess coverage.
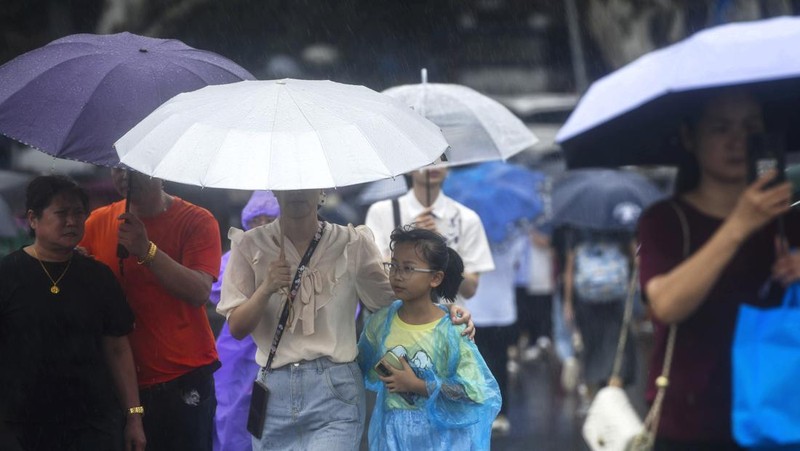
[117,177,131,276]
[117,182,131,259]
[426,171,431,207]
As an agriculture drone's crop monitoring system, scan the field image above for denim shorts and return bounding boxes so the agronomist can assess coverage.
[252,358,365,451]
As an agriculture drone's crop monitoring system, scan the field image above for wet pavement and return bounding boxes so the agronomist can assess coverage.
[490,330,652,451]
[359,329,654,451]
[207,305,653,451]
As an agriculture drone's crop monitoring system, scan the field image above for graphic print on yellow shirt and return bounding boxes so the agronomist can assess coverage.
[383,313,483,409]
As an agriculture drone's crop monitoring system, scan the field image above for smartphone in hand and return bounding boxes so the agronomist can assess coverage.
[748,133,786,188]
[374,351,416,404]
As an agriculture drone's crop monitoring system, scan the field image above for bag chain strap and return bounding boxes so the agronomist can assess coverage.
[641,202,687,439]
[610,263,638,382]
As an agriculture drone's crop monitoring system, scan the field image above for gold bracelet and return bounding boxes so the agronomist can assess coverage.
[127,405,144,415]
[137,241,157,266]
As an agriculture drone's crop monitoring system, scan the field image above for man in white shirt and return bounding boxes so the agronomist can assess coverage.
[365,166,494,299]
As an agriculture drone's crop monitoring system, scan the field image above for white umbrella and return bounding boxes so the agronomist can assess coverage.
[115,79,449,190]
[383,71,538,167]
[557,16,800,168]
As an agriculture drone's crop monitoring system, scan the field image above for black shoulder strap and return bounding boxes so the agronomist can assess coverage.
[392,198,401,229]
[264,221,325,371]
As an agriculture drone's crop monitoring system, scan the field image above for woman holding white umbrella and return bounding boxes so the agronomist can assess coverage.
[216,189,473,450]
[114,78,476,450]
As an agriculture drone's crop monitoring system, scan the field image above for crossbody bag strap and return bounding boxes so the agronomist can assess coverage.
[264,221,325,372]
[610,262,639,383]
[642,201,687,436]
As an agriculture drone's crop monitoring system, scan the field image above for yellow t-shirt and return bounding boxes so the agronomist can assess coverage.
[382,312,483,409]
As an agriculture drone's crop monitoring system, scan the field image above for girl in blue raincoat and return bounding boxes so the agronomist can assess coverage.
[358,226,501,450]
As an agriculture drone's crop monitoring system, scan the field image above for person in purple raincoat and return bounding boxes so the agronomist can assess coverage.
[211,191,279,451]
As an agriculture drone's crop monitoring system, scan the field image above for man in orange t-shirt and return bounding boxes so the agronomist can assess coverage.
[80,168,221,451]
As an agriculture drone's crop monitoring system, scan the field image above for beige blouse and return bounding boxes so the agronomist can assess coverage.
[217,221,394,369]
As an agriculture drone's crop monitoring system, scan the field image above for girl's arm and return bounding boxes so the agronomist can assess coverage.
[420,327,501,431]
[647,177,790,323]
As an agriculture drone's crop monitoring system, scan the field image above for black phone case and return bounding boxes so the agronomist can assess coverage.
[247,380,269,439]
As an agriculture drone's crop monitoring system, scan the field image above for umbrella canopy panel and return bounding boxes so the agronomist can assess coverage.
[116,79,450,190]
[0,32,254,167]
[383,83,538,167]
[557,16,800,168]
[551,169,665,232]
[444,161,546,243]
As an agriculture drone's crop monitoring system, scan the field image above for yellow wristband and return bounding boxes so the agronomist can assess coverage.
[137,241,157,266]
[127,406,144,415]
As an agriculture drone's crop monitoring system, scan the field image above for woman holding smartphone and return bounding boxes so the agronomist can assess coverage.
[637,88,800,450]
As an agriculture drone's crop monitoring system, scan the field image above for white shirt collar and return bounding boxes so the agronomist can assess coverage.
[401,189,450,219]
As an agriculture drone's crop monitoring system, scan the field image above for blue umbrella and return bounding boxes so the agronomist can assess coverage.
[0,32,254,167]
[444,161,545,244]
[551,169,664,232]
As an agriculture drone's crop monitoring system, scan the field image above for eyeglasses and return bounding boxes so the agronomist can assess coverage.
[383,262,437,278]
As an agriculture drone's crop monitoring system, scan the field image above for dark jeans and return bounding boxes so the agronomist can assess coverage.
[139,366,217,451]
[474,324,517,415]
[515,288,553,343]
[654,438,743,451]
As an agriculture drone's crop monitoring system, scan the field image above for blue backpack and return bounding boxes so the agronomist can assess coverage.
[573,242,629,302]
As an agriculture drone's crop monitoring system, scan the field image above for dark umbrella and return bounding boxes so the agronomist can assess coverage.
[0,32,253,268]
[0,32,254,167]
[551,169,664,232]
[556,16,800,168]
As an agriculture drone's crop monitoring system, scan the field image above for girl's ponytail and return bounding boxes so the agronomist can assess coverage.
[435,247,464,302]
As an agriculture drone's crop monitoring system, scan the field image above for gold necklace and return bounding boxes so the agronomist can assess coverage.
[31,247,72,294]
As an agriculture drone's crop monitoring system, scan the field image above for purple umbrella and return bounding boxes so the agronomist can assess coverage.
[0,32,254,167]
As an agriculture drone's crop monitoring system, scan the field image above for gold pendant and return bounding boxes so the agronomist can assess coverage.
[50,285,59,294]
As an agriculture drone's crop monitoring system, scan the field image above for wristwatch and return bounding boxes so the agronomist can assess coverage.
[128,405,145,415]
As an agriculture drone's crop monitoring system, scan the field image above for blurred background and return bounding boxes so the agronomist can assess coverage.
[2,0,798,241]
[1,3,799,448]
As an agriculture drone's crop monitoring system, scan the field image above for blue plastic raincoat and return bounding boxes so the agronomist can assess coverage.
[358,301,501,450]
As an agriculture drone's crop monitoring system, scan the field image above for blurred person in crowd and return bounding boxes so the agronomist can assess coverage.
[466,234,528,436]
[515,228,555,362]
[638,88,800,449]
[80,168,221,451]
[364,166,494,300]
[563,229,637,404]
[358,226,500,450]
[0,175,145,450]
[210,191,279,451]
[218,189,473,451]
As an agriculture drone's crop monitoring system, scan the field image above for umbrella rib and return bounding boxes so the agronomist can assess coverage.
[200,93,266,188]
[58,62,141,165]
[268,83,283,188]
[302,85,439,168]
[282,86,334,187]
[167,49,253,82]
[0,54,110,159]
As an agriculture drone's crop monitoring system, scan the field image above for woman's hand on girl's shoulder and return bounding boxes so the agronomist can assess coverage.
[447,304,475,340]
